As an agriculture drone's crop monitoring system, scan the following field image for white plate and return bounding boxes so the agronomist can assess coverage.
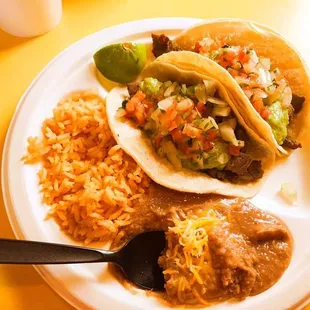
[2,18,310,310]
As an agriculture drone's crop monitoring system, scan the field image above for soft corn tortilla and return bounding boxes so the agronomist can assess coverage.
[165,19,310,155]
[106,61,275,198]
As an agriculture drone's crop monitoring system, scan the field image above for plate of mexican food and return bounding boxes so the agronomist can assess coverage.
[2,18,310,310]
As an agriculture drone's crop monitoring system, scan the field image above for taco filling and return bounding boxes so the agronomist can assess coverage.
[152,34,305,149]
[120,77,263,183]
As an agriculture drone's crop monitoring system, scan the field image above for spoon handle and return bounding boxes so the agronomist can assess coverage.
[0,238,119,265]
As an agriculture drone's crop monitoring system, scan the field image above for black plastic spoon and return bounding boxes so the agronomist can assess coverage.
[0,231,166,290]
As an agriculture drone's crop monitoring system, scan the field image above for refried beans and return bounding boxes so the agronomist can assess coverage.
[111,184,292,306]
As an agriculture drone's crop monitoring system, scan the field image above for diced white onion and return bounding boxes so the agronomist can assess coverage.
[195,84,207,103]
[282,86,292,108]
[244,88,254,98]
[253,88,268,99]
[237,140,245,148]
[164,83,177,97]
[195,117,219,130]
[258,68,269,86]
[200,37,214,47]
[116,108,127,118]
[203,80,217,96]
[212,106,231,117]
[177,98,194,112]
[209,116,218,129]
[251,50,259,65]
[158,96,175,111]
[206,96,228,107]
[280,182,298,205]
[234,76,250,86]
[243,51,259,73]
[265,84,276,95]
[265,70,272,84]
[218,153,228,165]
[259,57,271,70]
[219,122,238,146]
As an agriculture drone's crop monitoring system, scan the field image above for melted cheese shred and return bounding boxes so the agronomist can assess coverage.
[159,209,224,306]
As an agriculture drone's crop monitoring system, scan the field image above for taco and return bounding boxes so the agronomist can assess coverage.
[151,19,310,155]
[106,59,275,197]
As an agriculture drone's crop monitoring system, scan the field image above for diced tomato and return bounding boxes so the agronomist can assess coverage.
[169,120,178,132]
[125,99,136,113]
[166,101,177,112]
[183,124,202,138]
[252,98,264,113]
[185,111,196,122]
[133,101,146,126]
[223,50,236,62]
[228,68,240,78]
[159,108,177,129]
[171,128,187,143]
[194,42,201,53]
[154,135,163,148]
[167,109,178,121]
[175,115,184,127]
[260,107,271,119]
[203,140,215,151]
[239,72,248,78]
[218,58,230,68]
[205,129,217,141]
[158,113,170,129]
[142,100,154,109]
[228,144,241,156]
[239,51,250,64]
[196,102,206,113]
[125,91,146,114]
[238,50,246,62]
[135,91,146,101]
[199,45,210,54]
[165,102,178,121]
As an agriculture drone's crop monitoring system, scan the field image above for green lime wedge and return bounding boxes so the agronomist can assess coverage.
[93,43,147,84]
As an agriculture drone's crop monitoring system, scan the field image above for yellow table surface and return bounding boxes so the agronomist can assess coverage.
[0,0,309,309]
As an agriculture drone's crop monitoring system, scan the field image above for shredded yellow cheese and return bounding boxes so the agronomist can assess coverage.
[159,209,224,306]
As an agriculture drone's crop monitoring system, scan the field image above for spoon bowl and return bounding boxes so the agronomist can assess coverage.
[118,231,166,290]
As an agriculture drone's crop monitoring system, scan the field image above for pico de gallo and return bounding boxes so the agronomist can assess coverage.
[119,77,264,183]
[193,37,304,146]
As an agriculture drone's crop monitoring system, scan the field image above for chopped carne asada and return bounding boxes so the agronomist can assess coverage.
[206,160,263,183]
[282,137,302,150]
[127,82,139,97]
[291,94,305,114]
[152,33,182,57]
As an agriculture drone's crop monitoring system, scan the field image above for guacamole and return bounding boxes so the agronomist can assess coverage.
[266,101,289,145]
